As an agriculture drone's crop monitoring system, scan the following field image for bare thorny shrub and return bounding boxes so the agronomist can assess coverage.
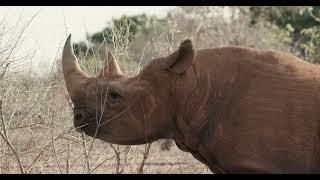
[0,10,40,174]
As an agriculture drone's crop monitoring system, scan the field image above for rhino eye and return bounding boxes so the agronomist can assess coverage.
[108,90,122,104]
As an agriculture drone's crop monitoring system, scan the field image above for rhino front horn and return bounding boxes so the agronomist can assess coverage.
[62,34,89,96]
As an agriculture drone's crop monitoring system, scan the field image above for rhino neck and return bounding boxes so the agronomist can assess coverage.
[168,49,238,173]
[169,49,241,149]
[170,56,216,148]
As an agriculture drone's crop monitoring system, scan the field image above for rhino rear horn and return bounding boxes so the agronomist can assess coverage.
[98,47,123,79]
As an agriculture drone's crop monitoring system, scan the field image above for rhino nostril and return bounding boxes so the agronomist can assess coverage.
[75,113,83,121]
[74,110,87,122]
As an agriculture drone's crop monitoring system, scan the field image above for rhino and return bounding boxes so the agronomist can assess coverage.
[62,34,320,173]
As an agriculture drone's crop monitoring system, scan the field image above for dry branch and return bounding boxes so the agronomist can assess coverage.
[137,143,152,174]
[0,100,25,174]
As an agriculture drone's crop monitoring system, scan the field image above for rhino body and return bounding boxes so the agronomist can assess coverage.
[62,35,320,173]
[171,47,320,173]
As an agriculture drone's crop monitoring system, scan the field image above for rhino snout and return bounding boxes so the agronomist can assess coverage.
[73,109,90,131]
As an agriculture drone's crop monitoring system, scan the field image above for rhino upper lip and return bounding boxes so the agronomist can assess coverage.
[73,106,88,111]
[73,107,99,131]
[76,116,101,128]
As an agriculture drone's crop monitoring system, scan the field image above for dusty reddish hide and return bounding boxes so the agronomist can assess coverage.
[62,34,320,174]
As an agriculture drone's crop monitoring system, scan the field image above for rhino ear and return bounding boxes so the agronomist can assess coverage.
[165,39,195,74]
[98,50,123,79]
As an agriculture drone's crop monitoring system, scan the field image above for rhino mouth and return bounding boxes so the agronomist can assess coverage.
[73,108,99,132]
[74,115,106,138]
[74,122,91,132]
[74,115,94,128]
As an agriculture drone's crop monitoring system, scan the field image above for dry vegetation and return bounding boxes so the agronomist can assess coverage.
[0,6,292,174]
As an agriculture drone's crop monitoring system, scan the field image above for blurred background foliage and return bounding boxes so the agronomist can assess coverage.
[66,6,320,77]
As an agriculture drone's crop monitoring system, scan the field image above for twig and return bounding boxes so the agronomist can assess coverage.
[0,100,25,174]
[81,132,90,174]
[66,139,71,174]
[109,143,121,174]
[50,111,63,174]
[120,145,131,173]
[137,143,152,174]
[2,9,39,69]
[0,63,9,80]
[6,122,42,131]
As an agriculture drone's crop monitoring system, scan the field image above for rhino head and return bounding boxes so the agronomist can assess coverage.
[62,35,195,145]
